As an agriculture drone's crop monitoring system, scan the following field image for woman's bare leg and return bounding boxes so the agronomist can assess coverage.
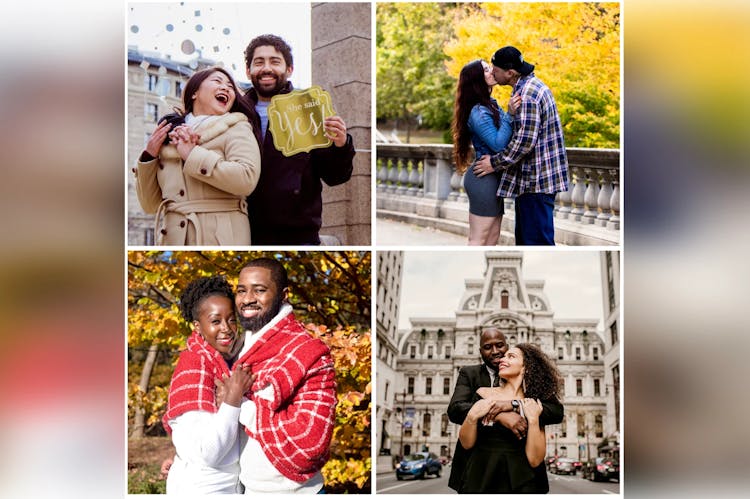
[469,214,497,246]
[485,215,503,245]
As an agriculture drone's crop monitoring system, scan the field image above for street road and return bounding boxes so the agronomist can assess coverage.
[377,466,621,494]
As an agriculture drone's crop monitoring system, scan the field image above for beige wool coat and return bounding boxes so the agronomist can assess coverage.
[135,112,261,245]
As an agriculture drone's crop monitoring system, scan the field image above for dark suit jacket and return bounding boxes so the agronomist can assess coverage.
[447,363,564,492]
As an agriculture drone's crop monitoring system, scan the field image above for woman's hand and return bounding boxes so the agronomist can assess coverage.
[144,120,172,157]
[466,398,493,423]
[216,363,255,408]
[170,125,200,161]
[521,398,543,423]
[508,94,522,116]
[324,116,348,147]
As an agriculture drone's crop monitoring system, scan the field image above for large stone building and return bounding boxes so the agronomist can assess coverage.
[600,251,620,459]
[377,251,617,465]
[375,251,403,472]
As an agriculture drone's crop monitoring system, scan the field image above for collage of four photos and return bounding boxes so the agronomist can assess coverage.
[126,2,622,495]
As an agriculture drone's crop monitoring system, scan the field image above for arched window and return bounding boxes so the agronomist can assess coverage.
[423,413,431,436]
[501,290,509,308]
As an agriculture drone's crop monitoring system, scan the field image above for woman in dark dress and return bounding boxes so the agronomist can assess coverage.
[457,343,563,493]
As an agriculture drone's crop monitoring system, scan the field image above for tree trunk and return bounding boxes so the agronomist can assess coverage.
[131,343,159,438]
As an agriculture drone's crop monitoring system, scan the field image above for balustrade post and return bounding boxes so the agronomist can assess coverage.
[595,169,614,227]
[407,160,421,196]
[377,157,389,194]
[608,181,620,230]
[387,157,401,194]
[569,166,586,222]
[396,159,411,195]
[582,168,600,225]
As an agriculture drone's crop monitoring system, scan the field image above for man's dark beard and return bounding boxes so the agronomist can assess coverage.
[251,73,287,98]
[239,294,284,332]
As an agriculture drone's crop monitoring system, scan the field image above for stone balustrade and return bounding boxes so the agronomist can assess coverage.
[377,144,620,245]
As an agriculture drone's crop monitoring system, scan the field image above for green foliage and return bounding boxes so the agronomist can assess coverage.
[376,3,464,135]
[128,463,166,494]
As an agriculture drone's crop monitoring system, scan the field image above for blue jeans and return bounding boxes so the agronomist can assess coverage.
[514,193,556,245]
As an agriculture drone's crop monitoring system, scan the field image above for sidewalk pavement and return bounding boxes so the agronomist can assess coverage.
[376,218,467,246]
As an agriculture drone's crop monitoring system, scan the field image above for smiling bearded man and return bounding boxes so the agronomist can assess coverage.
[231,257,337,494]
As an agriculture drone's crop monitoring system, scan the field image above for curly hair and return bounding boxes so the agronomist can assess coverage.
[451,60,500,174]
[244,34,293,69]
[179,276,235,323]
[516,343,564,402]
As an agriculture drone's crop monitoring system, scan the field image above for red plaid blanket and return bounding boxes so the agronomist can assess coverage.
[237,311,337,483]
[162,331,230,434]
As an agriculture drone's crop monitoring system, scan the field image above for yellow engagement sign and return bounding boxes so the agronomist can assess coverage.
[267,86,336,157]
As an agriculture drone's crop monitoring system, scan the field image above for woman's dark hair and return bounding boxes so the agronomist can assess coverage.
[516,343,564,401]
[451,60,500,174]
[179,276,235,323]
[244,34,294,69]
[181,67,257,122]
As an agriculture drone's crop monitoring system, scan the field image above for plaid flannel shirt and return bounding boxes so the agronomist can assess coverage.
[492,73,569,198]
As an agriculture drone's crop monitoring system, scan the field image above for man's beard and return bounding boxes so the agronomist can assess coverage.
[239,295,284,332]
[251,72,287,98]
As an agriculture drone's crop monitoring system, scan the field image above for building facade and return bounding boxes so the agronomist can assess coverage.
[376,251,403,472]
[377,252,617,464]
[600,251,621,459]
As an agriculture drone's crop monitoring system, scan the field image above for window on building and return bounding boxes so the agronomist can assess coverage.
[441,414,449,437]
[425,377,432,395]
[612,365,620,428]
[427,346,433,359]
[422,413,431,436]
[576,379,583,396]
[445,346,451,359]
[501,290,509,308]
[468,340,474,355]
[145,103,158,122]
[407,377,414,395]
[611,321,618,345]
[593,347,599,360]
[576,347,581,360]
[594,379,600,396]
[560,419,567,438]
[404,425,412,437]
[384,381,390,401]
[410,345,416,359]
[577,414,585,437]
[145,73,158,92]
[595,414,603,438]
[175,79,184,98]
[558,347,564,360]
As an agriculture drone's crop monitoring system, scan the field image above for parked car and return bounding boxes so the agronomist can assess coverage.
[395,452,443,480]
[549,457,577,475]
[583,457,620,482]
[572,459,583,473]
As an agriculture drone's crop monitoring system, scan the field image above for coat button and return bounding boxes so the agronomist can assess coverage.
[179,221,186,228]
[200,168,207,175]
[160,228,167,235]
[179,189,185,196]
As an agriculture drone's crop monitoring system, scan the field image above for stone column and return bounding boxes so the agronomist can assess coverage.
[312,2,372,245]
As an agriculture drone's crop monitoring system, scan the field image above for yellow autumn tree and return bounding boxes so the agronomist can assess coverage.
[445,2,620,147]
[128,251,371,492]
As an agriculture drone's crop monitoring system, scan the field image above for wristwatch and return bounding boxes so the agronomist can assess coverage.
[511,399,520,413]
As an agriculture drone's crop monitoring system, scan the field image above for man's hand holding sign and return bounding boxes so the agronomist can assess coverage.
[267,86,347,156]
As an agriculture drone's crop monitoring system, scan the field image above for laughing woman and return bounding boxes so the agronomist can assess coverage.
[452,60,520,246]
[163,276,254,495]
[134,67,261,245]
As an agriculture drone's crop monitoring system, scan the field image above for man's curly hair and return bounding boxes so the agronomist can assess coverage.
[179,276,235,323]
[516,343,564,402]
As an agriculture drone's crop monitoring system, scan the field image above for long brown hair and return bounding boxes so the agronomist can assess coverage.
[451,60,500,174]
[515,343,564,402]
